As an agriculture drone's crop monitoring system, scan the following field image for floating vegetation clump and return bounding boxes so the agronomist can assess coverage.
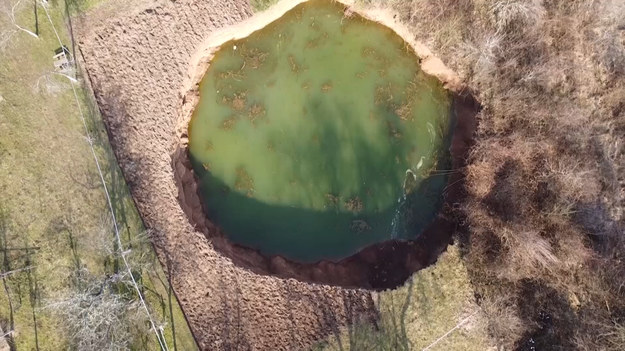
[188,0,453,262]
[220,115,239,130]
[234,166,255,197]
[345,196,364,213]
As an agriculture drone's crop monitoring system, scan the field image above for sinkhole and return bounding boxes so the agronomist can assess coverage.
[177,0,479,288]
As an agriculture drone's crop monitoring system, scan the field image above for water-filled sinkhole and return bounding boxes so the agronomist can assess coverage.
[188,0,454,263]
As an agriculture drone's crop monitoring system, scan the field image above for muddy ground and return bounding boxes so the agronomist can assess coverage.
[75,0,470,349]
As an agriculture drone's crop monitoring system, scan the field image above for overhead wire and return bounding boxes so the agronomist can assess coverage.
[40,3,169,350]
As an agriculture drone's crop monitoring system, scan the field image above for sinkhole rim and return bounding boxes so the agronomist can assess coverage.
[172,0,481,290]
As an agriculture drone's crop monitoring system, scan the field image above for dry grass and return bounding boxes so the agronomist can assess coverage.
[0,1,196,349]
[313,246,492,351]
[356,0,625,348]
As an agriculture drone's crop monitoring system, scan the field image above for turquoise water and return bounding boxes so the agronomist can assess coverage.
[188,0,453,262]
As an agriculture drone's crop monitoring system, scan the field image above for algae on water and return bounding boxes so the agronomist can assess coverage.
[188,0,453,262]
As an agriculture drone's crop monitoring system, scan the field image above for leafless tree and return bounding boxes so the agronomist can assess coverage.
[46,269,151,351]
[44,225,165,350]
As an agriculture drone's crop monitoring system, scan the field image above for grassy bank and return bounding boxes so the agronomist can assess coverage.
[0,1,196,349]
[313,246,492,350]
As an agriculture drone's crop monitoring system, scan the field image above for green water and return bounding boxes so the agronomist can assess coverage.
[188,0,453,262]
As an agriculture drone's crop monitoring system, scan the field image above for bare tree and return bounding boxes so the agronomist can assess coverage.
[45,226,166,350]
[46,270,151,351]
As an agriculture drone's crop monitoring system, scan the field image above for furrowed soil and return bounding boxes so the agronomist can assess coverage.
[75,0,625,349]
[75,0,488,349]
[77,0,375,349]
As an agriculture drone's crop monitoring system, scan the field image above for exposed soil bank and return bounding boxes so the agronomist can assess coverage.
[76,0,477,349]
[174,93,478,289]
[174,0,480,289]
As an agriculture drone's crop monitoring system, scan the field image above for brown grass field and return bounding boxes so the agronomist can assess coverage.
[377,0,625,348]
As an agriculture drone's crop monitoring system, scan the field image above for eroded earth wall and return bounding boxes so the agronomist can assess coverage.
[76,0,375,349]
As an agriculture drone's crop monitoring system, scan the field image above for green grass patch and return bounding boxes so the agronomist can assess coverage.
[0,1,196,350]
[312,246,492,350]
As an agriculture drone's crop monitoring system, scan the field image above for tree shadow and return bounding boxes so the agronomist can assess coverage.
[0,207,44,351]
[176,91,480,290]
[514,278,577,351]
[76,76,137,249]
[209,269,379,350]
[291,282,377,351]
[23,243,40,351]
[62,0,83,70]
[310,278,415,350]
[216,271,251,351]
[190,168,445,262]
[67,52,191,351]
[46,215,83,282]
[34,0,39,36]
[0,207,16,351]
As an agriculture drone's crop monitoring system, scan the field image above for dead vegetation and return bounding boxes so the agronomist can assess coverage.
[234,166,255,196]
[361,0,625,349]
[345,196,364,213]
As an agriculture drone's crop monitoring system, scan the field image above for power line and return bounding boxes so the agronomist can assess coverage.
[421,312,476,351]
[39,2,169,350]
[0,266,35,278]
